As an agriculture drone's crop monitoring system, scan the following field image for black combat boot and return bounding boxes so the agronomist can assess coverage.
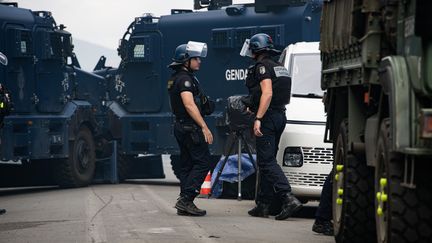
[275,193,302,220]
[312,219,334,236]
[248,202,270,218]
[177,209,191,216]
[175,196,206,216]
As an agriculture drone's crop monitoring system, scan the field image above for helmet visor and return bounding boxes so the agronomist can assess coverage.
[0,52,8,66]
[239,39,253,57]
[186,41,207,58]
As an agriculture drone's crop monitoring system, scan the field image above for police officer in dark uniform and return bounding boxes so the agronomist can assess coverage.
[167,42,214,216]
[313,93,333,235]
[240,33,302,220]
[0,51,11,216]
[313,169,334,235]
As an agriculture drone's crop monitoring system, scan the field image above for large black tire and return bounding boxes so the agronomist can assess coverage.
[333,119,376,243]
[375,119,432,243]
[54,126,96,188]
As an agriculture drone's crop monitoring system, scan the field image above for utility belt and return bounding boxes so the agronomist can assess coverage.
[175,118,203,144]
[175,117,194,124]
[250,105,285,114]
[267,106,286,112]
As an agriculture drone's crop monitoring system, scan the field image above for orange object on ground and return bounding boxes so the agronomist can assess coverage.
[199,171,212,197]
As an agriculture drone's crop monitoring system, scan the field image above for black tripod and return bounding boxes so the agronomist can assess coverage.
[211,129,258,200]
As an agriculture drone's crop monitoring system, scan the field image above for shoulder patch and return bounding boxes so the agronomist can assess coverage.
[273,66,290,77]
[167,80,174,89]
[259,66,266,75]
[184,80,192,88]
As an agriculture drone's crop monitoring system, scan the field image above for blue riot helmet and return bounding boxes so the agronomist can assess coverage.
[171,44,188,65]
[249,33,274,52]
[168,41,208,68]
[240,33,281,57]
[0,52,7,66]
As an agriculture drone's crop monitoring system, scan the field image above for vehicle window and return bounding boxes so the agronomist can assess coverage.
[133,44,145,58]
[291,53,323,97]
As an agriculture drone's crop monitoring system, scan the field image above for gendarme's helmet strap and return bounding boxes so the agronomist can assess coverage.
[184,59,194,73]
[180,61,193,73]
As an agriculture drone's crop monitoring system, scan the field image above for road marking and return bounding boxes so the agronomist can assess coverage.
[141,185,218,243]
[86,188,108,243]
[147,227,176,234]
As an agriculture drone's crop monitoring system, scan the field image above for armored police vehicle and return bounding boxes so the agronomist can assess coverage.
[320,0,432,242]
[94,0,323,177]
[0,3,134,187]
[0,0,322,188]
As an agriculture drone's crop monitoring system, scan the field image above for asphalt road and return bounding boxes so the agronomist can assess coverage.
[0,157,334,243]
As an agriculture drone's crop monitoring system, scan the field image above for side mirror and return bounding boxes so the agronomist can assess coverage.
[0,52,8,66]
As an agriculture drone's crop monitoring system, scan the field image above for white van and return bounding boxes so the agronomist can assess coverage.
[276,42,333,202]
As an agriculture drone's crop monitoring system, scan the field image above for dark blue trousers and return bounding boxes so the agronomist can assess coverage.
[256,110,292,203]
[315,169,333,220]
[174,122,212,200]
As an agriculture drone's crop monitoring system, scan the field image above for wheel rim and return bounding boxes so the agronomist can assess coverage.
[334,137,345,231]
[376,150,389,243]
[76,138,90,173]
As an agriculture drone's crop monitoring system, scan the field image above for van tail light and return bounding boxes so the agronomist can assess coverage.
[420,109,432,138]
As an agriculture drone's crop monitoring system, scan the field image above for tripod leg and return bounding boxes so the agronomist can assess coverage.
[240,132,257,171]
[239,132,259,201]
[211,134,237,197]
[238,135,242,201]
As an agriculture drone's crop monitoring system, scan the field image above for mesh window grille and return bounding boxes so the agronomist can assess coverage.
[133,44,145,58]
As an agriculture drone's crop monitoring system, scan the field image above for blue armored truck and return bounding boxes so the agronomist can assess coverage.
[93,0,323,178]
[0,0,322,187]
[0,3,118,187]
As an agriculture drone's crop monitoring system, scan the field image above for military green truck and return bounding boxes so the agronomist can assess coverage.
[320,0,432,242]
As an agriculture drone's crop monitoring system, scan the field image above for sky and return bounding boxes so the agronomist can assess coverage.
[13,0,253,50]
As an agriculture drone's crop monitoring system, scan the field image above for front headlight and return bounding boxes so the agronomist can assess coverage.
[282,147,303,167]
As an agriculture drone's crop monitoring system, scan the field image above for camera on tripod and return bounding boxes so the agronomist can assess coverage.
[210,96,258,200]
[225,95,255,132]
[224,95,256,155]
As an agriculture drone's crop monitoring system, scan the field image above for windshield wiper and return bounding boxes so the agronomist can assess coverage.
[292,93,323,98]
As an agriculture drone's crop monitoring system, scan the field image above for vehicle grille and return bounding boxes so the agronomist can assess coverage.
[286,172,329,187]
[284,147,333,187]
[302,147,333,165]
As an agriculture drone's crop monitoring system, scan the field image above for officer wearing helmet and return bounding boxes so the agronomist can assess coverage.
[240,33,302,220]
[167,41,214,216]
[0,51,11,216]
